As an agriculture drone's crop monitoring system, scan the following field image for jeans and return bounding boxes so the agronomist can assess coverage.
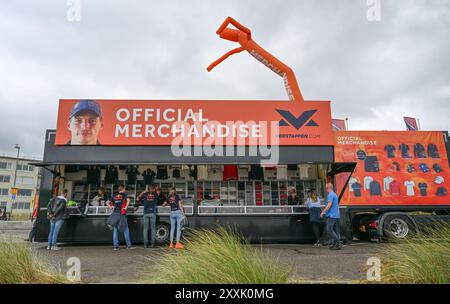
[326,217,341,246]
[48,219,64,247]
[113,220,132,248]
[311,222,321,242]
[169,210,183,243]
[143,213,157,246]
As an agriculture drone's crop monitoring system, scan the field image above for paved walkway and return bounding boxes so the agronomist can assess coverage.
[31,242,385,283]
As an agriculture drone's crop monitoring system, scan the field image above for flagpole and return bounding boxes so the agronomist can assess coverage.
[345,118,348,130]
[417,118,421,131]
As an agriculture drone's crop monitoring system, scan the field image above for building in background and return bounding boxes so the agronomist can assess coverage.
[0,155,42,214]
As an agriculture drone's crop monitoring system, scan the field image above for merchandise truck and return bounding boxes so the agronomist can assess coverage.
[30,17,449,244]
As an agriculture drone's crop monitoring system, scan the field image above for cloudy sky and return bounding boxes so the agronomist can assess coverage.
[1,0,449,158]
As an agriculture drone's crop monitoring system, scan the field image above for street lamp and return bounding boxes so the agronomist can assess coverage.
[7,144,20,220]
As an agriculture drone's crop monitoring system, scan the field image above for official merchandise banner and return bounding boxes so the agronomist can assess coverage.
[335,131,449,206]
[55,99,333,146]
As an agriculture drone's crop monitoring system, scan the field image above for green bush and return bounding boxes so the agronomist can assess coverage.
[0,238,68,284]
[143,227,290,284]
[380,223,450,284]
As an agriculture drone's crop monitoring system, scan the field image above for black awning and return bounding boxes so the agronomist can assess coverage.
[41,130,335,164]
[327,162,357,176]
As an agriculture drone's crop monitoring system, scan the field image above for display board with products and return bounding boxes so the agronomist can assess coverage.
[335,131,450,206]
[62,164,326,207]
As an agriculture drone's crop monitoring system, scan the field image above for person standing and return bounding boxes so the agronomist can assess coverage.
[163,187,185,249]
[91,187,108,206]
[287,188,301,205]
[107,184,135,250]
[305,190,323,246]
[137,185,158,248]
[320,183,342,250]
[47,189,68,251]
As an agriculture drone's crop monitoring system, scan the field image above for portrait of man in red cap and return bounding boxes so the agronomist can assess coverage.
[67,99,103,145]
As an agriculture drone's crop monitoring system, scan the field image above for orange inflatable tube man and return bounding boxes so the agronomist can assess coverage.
[207,17,304,102]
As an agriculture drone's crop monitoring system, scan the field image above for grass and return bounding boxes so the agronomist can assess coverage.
[380,223,450,284]
[0,237,68,284]
[142,227,290,284]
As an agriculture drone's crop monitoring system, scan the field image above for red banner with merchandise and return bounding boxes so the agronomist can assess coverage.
[335,131,449,206]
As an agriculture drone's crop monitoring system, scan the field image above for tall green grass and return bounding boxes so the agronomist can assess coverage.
[142,227,290,284]
[380,223,450,284]
[0,238,68,284]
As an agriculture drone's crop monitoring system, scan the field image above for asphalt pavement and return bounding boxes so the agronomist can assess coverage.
[31,241,386,283]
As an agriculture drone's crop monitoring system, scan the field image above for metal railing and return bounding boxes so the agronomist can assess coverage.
[197,205,320,215]
[84,205,194,216]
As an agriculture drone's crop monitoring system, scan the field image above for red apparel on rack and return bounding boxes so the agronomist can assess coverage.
[223,165,239,181]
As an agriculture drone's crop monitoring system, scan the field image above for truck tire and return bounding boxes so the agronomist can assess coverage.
[382,215,414,240]
[155,222,170,245]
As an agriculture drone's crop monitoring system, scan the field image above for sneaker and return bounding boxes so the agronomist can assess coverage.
[51,246,61,251]
[113,247,119,251]
[169,242,174,248]
[126,246,136,250]
[330,244,342,250]
[175,242,185,249]
[46,246,51,250]
[314,241,321,247]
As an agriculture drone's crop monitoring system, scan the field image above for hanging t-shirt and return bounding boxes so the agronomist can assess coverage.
[383,176,394,191]
[126,166,139,185]
[142,169,155,185]
[298,165,310,179]
[352,182,362,197]
[156,165,168,180]
[348,177,358,192]
[369,181,382,196]
[418,183,428,196]
[364,176,374,191]
[389,181,401,196]
[197,165,208,180]
[223,165,238,181]
[428,144,440,158]
[414,143,427,158]
[248,165,264,181]
[404,180,415,196]
[276,165,288,180]
[399,144,411,158]
[263,166,277,180]
[384,145,396,158]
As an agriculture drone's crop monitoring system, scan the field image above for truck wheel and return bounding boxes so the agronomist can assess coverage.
[383,216,413,239]
[155,223,170,245]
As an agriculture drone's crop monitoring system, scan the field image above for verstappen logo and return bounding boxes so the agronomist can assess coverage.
[276,109,319,130]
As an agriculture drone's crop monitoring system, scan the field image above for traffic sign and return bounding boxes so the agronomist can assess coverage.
[11,187,19,195]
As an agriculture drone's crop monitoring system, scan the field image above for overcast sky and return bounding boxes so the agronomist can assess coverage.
[1,0,449,159]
